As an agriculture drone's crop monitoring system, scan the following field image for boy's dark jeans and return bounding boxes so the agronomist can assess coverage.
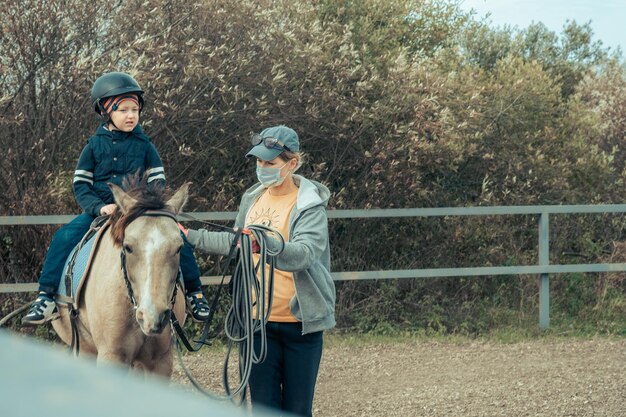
[249,322,323,417]
[38,212,201,294]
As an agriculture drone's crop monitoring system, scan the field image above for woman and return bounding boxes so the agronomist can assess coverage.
[185,125,335,416]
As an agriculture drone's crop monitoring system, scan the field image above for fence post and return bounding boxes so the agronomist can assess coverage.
[538,212,550,329]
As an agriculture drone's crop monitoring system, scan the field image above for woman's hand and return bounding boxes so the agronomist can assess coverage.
[236,227,261,252]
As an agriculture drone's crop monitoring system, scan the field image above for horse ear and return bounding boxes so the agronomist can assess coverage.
[166,182,190,214]
[108,183,137,214]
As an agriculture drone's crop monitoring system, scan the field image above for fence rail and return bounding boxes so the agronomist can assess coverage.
[3,204,626,329]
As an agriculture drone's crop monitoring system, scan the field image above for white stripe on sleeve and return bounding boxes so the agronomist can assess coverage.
[74,170,93,178]
[73,177,93,185]
[146,167,165,176]
[73,170,94,185]
[147,173,166,182]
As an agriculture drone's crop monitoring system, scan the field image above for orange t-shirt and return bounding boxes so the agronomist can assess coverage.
[246,188,298,322]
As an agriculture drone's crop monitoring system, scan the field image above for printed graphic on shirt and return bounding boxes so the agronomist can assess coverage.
[248,207,281,228]
[247,189,299,322]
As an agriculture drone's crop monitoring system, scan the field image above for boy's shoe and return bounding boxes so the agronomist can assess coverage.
[186,291,210,322]
[22,292,59,326]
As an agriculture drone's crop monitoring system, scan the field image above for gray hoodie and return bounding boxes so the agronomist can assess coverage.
[187,175,336,335]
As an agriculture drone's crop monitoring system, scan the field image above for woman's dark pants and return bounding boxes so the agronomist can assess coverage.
[249,322,324,417]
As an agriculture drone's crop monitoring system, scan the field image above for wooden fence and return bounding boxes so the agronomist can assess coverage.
[3,204,626,328]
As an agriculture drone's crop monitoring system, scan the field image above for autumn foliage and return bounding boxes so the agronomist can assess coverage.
[1,0,625,334]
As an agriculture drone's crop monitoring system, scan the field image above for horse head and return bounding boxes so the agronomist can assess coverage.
[109,180,190,336]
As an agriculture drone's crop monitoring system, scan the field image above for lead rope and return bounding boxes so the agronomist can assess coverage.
[173,224,284,403]
[170,228,243,352]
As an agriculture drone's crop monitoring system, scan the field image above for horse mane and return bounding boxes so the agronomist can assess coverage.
[110,174,173,247]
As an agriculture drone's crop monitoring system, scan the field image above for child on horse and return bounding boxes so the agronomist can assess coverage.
[23,72,210,325]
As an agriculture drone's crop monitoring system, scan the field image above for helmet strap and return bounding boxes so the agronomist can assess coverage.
[97,101,110,120]
[108,120,122,131]
[97,101,120,130]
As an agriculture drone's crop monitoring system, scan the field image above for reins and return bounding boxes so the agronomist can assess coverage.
[169,212,255,353]
[176,212,238,233]
[171,213,285,403]
[170,213,242,354]
[169,224,242,353]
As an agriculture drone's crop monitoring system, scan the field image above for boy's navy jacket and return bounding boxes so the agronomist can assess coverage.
[73,123,166,216]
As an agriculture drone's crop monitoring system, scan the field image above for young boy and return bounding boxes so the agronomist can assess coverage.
[22,72,210,325]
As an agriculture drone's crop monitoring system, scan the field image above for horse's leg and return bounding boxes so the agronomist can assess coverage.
[135,333,174,377]
[137,348,174,378]
[93,325,145,369]
[97,350,131,367]
[150,353,173,378]
[89,296,144,368]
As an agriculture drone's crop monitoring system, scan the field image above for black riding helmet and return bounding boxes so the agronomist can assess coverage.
[91,72,144,117]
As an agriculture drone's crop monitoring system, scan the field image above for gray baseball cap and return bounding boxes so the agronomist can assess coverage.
[246,125,300,160]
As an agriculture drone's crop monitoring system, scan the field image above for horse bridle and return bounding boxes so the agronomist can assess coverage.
[119,209,182,309]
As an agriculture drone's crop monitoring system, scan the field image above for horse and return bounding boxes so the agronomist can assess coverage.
[52,179,189,377]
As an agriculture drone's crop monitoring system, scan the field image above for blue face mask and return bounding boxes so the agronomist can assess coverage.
[256,162,289,188]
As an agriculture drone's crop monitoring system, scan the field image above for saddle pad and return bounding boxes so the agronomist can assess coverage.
[56,221,109,308]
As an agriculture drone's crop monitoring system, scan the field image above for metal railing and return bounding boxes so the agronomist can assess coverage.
[3,204,626,329]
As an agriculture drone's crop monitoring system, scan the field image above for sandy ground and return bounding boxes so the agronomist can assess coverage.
[171,336,626,417]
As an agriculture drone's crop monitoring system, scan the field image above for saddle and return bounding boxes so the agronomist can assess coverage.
[55,216,110,309]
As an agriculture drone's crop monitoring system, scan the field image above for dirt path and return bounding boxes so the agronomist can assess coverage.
[172,337,626,416]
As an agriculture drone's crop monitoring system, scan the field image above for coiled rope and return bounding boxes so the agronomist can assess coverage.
[174,223,284,403]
